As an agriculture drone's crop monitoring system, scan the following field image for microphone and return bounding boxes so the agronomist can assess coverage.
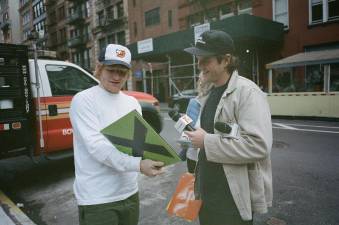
[168,110,195,132]
[214,122,232,134]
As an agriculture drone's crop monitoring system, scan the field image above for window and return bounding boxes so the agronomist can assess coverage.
[58,6,65,20]
[188,12,204,26]
[46,65,97,96]
[328,0,339,20]
[59,28,66,43]
[33,0,45,19]
[23,30,31,41]
[272,68,297,92]
[273,0,289,29]
[34,20,46,36]
[99,38,106,51]
[117,1,124,18]
[3,12,9,21]
[310,0,339,24]
[20,0,29,7]
[238,0,252,14]
[72,52,80,65]
[97,10,105,26]
[83,49,91,70]
[117,31,125,45]
[145,7,160,26]
[205,8,218,22]
[106,6,114,18]
[133,22,137,37]
[22,11,30,25]
[310,0,323,23]
[107,34,115,44]
[306,65,324,91]
[85,1,90,18]
[50,31,57,45]
[220,3,233,19]
[330,63,339,91]
[50,11,57,24]
[168,10,172,28]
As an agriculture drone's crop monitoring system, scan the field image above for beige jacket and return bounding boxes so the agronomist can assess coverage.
[198,71,273,221]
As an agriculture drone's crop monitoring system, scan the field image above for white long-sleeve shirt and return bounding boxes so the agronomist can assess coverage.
[70,85,142,205]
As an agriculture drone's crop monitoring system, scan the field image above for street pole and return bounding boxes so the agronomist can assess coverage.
[193,55,197,90]
[167,55,172,97]
[142,67,147,92]
[31,32,45,157]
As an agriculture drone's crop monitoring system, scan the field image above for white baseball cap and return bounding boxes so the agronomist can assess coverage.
[98,44,131,68]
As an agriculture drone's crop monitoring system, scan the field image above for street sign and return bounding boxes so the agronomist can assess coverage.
[194,23,210,43]
[137,38,153,54]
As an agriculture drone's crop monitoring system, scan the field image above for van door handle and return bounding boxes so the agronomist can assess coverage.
[48,104,58,116]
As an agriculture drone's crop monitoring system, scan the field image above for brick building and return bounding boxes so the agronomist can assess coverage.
[45,0,69,61]
[126,0,338,102]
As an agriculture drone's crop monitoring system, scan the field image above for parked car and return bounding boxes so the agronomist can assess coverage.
[168,89,198,113]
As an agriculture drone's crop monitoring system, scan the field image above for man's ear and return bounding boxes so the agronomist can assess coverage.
[224,54,231,64]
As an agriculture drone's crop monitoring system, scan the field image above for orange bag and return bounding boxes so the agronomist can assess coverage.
[166,173,202,221]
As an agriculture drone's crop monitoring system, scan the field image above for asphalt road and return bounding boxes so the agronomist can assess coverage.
[0,113,339,225]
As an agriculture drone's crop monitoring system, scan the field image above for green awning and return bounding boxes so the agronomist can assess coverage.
[266,49,339,69]
[128,14,284,62]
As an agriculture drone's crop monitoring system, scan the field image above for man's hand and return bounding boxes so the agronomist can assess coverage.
[185,128,207,149]
[140,159,165,177]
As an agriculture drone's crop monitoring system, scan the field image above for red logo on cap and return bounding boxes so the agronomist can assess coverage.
[116,49,126,58]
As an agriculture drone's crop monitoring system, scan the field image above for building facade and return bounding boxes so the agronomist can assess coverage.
[92,0,129,69]
[45,0,69,60]
[19,0,33,45]
[0,0,21,44]
[126,0,338,101]
[126,0,181,98]
[127,0,282,101]
[66,0,93,71]
[9,0,339,98]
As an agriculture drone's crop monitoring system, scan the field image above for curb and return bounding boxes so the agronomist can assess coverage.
[0,190,36,225]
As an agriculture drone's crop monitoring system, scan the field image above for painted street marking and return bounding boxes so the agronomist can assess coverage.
[279,123,339,130]
[273,123,298,130]
[273,126,339,134]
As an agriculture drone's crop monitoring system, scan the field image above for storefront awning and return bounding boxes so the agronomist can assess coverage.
[128,14,284,62]
[266,49,339,69]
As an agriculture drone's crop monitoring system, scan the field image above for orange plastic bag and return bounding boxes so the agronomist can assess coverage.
[166,173,202,221]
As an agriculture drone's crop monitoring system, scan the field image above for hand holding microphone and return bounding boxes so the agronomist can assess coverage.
[185,128,206,149]
[169,110,197,160]
[168,110,195,132]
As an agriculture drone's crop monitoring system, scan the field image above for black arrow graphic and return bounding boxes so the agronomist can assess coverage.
[103,117,173,158]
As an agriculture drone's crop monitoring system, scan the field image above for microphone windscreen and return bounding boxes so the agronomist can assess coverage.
[214,122,232,134]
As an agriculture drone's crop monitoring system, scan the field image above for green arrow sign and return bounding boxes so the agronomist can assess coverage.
[101,110,181,166]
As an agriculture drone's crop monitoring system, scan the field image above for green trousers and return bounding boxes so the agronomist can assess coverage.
[78,193,139,225]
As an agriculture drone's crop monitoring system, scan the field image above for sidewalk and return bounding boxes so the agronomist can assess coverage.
[0,190,36,225]
[160,102,171,112]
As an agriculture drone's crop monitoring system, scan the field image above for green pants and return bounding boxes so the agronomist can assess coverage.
[78,193,139,225]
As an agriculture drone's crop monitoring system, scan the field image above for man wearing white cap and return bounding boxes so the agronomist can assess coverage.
[70,44,164,225]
